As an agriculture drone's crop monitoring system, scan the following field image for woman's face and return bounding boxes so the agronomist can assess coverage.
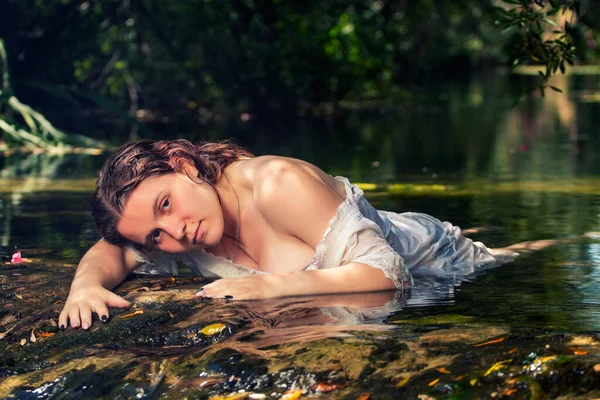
[116,171,224,253]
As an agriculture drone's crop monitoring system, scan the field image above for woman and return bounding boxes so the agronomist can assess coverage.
[58,139,516,330]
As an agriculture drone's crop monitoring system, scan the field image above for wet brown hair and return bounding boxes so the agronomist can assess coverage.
[91,139,253,247]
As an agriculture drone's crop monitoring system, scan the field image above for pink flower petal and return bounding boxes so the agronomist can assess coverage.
[11,251,24,264]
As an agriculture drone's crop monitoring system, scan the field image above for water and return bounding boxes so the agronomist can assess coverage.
[2,73,600,398]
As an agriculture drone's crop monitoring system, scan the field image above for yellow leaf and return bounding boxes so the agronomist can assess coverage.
[396,376,410,387]
[428,378,439,387]
[200,323,227,336]
[505,388,518,396]
[474,337,506,347]
[436,367,451,374]
[15,294,22,300]
[281,390,302,400]
[484,360,512,376]
[566,347,588,355]
[470,378,478,386]
[208,393,249,400]
[20,338,26,346]
[119,310,144,319]
[454,375,464,381]
[508,348,518,354]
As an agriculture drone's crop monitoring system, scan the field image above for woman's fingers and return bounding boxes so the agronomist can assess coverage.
[67,306,81,329]
[105,291,131,309]
[58,308,69,330]
[91,301,110,323]
[79,303,93,330]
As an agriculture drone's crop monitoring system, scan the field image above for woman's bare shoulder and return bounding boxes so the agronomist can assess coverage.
[241,155,345,205]
[243,155,331,185]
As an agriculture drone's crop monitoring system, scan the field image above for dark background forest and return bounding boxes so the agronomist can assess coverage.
[0,0,598,147]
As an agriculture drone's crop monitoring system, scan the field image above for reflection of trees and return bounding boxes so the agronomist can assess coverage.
[0,154,98,256]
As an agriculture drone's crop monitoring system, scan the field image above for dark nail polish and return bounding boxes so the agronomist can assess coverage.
[60,325,65,330]
[224,295,233,299]
[101,315,108,323]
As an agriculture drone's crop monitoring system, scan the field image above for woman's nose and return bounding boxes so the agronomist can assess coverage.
[161,217,185,240]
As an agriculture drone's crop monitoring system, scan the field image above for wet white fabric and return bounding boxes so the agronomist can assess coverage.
[129,176,517,288]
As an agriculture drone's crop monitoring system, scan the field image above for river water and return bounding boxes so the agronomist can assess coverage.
[1,73,600,398]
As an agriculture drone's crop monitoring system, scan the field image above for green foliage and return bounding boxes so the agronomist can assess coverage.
[0,39,103,151]
[0,0,598,141]
[495,0,581,95]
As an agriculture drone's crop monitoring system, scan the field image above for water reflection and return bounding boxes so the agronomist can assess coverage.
[0,72,599,333]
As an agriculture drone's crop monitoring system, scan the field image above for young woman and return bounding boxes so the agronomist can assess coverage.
[58,139,518,330]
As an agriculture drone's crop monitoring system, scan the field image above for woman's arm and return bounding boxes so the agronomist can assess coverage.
[198,262,397,300]
[58,239,140,329]
[199,159,401,299]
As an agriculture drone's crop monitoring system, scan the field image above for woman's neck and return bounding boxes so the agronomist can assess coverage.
[216,161,248,240]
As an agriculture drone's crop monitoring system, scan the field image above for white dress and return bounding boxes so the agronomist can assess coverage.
[131,177,517,288]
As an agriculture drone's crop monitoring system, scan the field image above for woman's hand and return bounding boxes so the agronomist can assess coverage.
[197,274,288,300]
[58,285,131,329]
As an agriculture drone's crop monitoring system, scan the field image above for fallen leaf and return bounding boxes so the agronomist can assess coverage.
[168,311,174,318]
[484,360,512,376]
[281,390,302,400]
[357,393,371,400]
[396,376,410,387]
[474,337,506,347]
[428,378,439,387]
[199,323,227,335]
[330,364,342,371]
[540,355,557,363]
[454,375,464,381]
[150,284,162,291]
[312,383,341,392]
[0,325,16,339]
[20,338,26,346]
[470,378,478,386]
[37,332,55,339]
[15,294,23,300]
[119,310,144,319]
[170,277,176,283]
[30,329,36,342]
[593,364,600,373]
[209,393,249,400]
[565,347,588,355]
[508,348,518,354]
[134,287,150,292]
[49,319,57,327]
[437,367,451,374]
[505,388,518,396]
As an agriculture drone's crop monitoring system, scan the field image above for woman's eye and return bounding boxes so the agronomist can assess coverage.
[151,229,162,243]
[162,198,170,211]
